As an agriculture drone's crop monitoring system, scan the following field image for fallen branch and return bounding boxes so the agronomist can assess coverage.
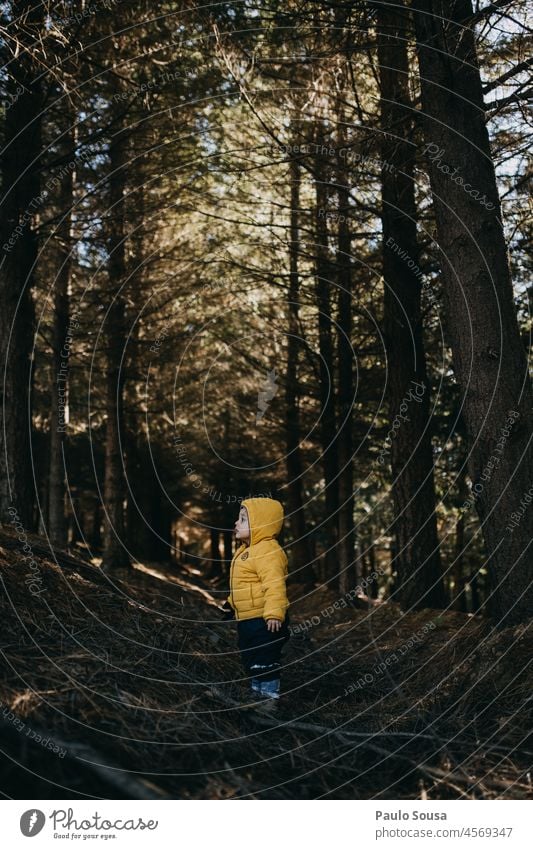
[206,685,437,749]
[0,717,170,799]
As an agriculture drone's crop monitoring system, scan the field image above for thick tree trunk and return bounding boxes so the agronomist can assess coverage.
[48,124,77,548]
[125,431,154,561]
[314,155,339,581]
[413,0,533,626]
[103,309,130,570]
[378,0,446,610]
[220,403,235,578]
[210,527,221,576]
[335,122,356,596]
[451,464,468,610]
[0,1,44,528]
[123,176,156,564]
[285,157,315,583]
[90,499,102,549]
[102,116,130,571]
[223,529,233,570]
[367,529,379,599]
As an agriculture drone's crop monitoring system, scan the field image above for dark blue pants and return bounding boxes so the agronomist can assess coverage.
[237,615,290,684]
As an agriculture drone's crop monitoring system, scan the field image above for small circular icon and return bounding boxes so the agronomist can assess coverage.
[20,809,46,837]
[241,552,249,560]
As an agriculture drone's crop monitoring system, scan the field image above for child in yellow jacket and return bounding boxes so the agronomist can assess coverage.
[221,497,290,706]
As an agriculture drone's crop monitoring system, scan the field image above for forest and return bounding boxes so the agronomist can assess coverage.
[0,0,532,802]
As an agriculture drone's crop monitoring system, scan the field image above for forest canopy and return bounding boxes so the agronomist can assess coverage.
[1,0,532,622]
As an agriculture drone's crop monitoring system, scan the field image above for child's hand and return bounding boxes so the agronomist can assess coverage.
[266,618,281,632]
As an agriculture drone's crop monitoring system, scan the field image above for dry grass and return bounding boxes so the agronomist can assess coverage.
[0,526,531,799]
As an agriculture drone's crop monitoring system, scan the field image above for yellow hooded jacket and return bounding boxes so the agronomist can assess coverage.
[226,497,289,622]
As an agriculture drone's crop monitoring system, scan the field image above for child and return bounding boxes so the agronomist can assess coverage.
[221,497,290,709]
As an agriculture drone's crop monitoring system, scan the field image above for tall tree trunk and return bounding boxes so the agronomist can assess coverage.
[378,0,446,610]
[90,499,102,549]
[102,113,130,571]
[0,1,44,528]
[367,526,379,599]
[335,120,356,596]
[220,403,235,577]
[413,0,533,626]
[48,123,77,547]
[123,172,151,563]
[210,527,221,577]
[451,464,468,610]
[223,527,233,572]
[125,430,151,561]
[285,157,315,583]
[314,153,339,581]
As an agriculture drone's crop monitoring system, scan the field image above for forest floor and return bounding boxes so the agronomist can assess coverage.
[0,525,531,800]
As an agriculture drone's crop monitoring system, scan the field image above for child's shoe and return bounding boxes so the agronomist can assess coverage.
[258,678,280,698]
[249,679,281,715]
[239,678,281,715]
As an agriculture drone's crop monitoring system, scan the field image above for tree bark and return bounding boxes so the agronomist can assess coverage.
[285,157,315,583]
[0,1,44,528]
[314,152,339,581]
[451,463,468,610]
[335,118,356,596]
[125,430,155,561]
[102,112,131,571]
[48,123,77,548]
[378,0,446,610]
[413,0,533,626]
[220,403,235,577]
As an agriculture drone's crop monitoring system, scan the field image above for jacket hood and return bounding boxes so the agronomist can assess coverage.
[241,497,284,546]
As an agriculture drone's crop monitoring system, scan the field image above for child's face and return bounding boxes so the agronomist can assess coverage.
[234,507,250,543]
